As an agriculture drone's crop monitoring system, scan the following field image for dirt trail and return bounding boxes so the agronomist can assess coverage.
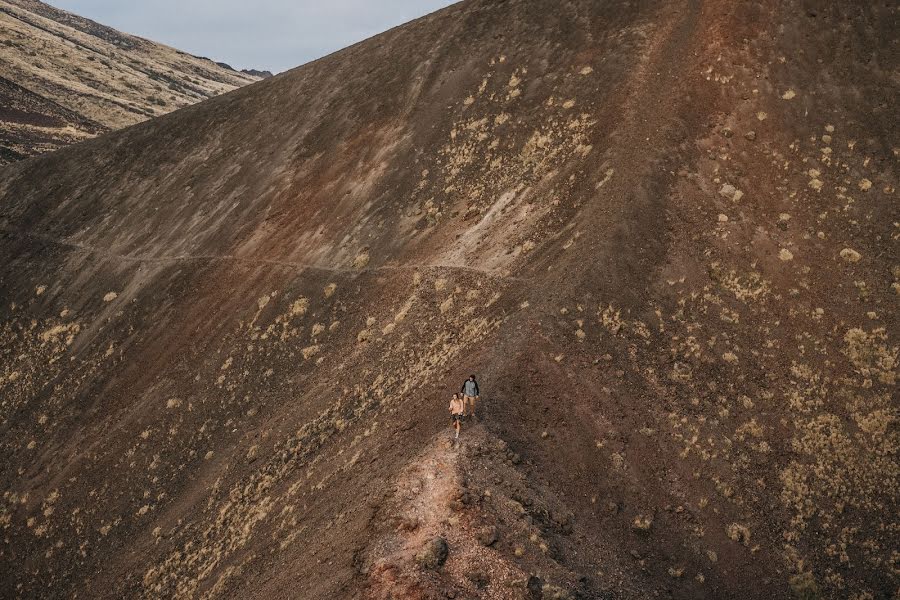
[1,225,525,282]
[361,422,593,600]
[361,424,529,600]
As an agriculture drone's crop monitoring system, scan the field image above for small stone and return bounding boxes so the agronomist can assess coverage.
[416,537,449,570]
[744,130,756,141]
[477,525,498,546]
[718,183,744,202]
[397,516,419,532]
[466,571,489,588]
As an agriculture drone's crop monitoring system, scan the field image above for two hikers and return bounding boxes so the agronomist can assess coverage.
[449,374,480,440]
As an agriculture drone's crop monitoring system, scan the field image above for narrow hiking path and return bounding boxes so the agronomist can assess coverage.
[360,423,591,600]
[519,0,704,292]
[0,225,526,282]
[362,424,525,600]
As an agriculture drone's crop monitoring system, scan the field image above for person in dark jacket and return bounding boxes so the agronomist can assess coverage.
[460,374,480,417]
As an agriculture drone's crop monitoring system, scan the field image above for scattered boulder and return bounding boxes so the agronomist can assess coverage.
[467,570,490,588]
[551,511,573,534]
[448,489,466,511]
[718,183,744,202]
[477,525,498,546]
[416,536,449,570]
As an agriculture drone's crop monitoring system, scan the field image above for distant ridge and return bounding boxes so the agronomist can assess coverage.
[0,0,265,163]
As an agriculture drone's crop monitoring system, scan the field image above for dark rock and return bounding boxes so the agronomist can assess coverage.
[467,571,490,588]
[527,575,544,599]
[552,511,574,534]
[416,537,449,570]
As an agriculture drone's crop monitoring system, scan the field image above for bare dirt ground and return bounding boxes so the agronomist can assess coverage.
[0,0,896,598]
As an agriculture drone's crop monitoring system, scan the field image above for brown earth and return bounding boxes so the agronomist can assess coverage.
[0,0,897,598]
[0,0,263,164]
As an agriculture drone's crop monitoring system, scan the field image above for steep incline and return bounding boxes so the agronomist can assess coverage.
[0,1,897,598]
[0,0,263,163]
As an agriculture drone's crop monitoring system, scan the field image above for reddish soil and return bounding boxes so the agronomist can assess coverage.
[0,1,896,599]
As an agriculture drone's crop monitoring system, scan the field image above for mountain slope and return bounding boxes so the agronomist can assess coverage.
[0,0,263,163]
[0,0,897,599]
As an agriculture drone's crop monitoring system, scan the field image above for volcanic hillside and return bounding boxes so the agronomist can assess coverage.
[0,0,264,164]
[0,0,897,598]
